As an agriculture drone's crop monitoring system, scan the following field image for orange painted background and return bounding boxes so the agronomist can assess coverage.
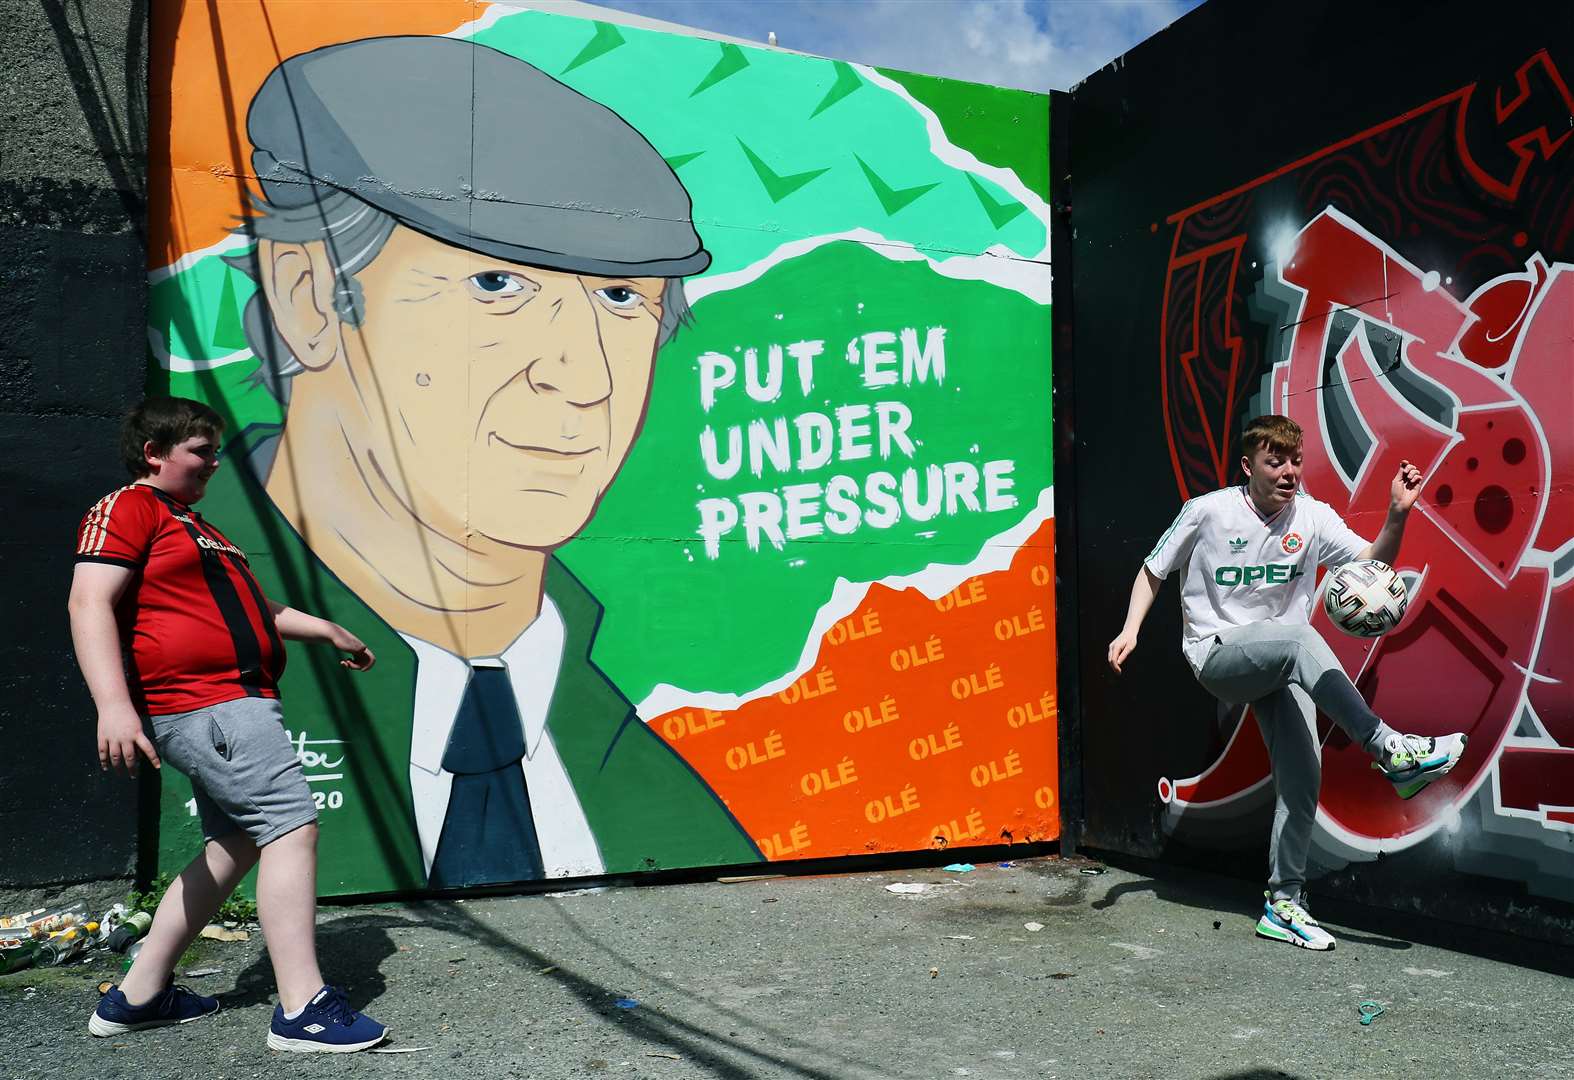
[653,523,1059,861]
[150,0,480,267]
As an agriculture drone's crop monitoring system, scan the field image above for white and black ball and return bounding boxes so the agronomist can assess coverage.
[1322,559,1409,637]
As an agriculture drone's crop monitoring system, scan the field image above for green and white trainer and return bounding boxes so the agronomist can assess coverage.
[1255,893,1336,951]
[1375,732,1468,800]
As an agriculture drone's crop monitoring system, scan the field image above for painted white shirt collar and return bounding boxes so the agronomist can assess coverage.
[403,596,566,775]
[398,597,605,878]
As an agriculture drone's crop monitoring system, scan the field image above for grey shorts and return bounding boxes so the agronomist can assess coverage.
[150,697,317,847]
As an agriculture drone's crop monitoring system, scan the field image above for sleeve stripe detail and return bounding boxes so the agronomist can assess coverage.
[74,554,140,568]
[97,487,130,554]
[1145,499,1193,562]
[78,486,130,557]
[76,494,110,555]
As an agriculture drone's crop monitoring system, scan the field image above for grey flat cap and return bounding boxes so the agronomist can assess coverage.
[248,35,710,278]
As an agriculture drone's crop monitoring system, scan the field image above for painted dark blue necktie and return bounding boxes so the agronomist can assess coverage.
[427,665,545,887]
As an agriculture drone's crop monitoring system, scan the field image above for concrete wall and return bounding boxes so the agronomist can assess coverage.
[1065,0,1574,944]
[0,0,149,884]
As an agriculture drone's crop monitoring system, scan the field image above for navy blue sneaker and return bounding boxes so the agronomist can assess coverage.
[89,983,220,1036]
[267,985,388,1053]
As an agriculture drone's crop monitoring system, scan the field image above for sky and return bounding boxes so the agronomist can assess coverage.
[590,0,1206,93]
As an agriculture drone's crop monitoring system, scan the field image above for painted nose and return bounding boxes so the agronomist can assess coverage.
[526,283,613,406]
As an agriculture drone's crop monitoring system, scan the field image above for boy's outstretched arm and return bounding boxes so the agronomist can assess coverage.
[1359,459,1424,565]
[266,599,377,671]
[1108,566,1164,674]
[69,562,160,776]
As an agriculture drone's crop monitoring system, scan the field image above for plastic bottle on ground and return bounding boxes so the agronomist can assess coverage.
[120,938,145,973]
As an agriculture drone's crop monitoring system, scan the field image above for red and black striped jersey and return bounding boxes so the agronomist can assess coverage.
[75,484,286,716]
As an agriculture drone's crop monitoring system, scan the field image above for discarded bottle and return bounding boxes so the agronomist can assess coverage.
[120,939,145,973]
[0,939,44,975]
[0,908,46,932]
[27,901,87,938]
[42,929,89,966]
[106,911,152,954]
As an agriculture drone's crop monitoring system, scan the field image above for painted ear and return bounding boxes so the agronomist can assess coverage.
[258,239,342,372]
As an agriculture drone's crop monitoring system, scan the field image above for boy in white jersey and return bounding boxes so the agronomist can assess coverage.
[1107,415,1467,951]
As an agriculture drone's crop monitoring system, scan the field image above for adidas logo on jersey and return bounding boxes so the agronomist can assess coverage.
[1228,537,1248,553]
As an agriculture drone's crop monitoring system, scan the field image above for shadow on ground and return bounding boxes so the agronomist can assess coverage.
[1086,871,1413,950]
[412,901,883,1080]
[1076,851,1574,976]
[228,913,405,1010]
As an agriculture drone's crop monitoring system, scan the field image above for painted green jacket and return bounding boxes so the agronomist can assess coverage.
[155,426,760,897]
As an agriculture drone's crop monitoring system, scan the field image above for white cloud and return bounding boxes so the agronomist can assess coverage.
[587,0,1203,92]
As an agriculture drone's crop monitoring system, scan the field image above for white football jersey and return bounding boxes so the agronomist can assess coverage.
[1144,486,1368,673]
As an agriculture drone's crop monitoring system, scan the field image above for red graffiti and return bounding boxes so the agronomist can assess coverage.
[1165,237,1249,488]
[1456,50,1574,204]
[1165,209,1572,850]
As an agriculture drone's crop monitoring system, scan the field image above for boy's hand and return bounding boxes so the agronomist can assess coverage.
[1390,459,1424,513]
[1108,628,1139,674]
[327,624,376,671]
[98,704,160,777]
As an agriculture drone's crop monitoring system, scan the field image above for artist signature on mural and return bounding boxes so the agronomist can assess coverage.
[284,729,349,812]
[284,728,346,775]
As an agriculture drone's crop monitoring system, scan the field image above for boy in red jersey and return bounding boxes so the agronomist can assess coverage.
[71,397,388,1052]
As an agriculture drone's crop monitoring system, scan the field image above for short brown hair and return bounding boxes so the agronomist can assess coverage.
[1240,414,1302,461]
[120,396,225,477]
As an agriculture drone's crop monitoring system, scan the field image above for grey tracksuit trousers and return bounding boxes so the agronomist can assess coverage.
[1196,622,1399,903]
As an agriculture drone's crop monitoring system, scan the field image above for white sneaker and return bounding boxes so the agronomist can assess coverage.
[1255,893,1336,951]
[1376,732,1468,800]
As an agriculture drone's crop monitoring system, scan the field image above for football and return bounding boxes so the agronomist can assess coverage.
[1321,559,1408,637]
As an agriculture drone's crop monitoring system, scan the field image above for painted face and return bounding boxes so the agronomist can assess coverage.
[146,433,221,505]
[340,225,665,550]
[1242,442,1303,513]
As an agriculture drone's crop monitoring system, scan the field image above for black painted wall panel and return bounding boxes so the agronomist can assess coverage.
[0,0,148,886]
[1067,0,1574,943]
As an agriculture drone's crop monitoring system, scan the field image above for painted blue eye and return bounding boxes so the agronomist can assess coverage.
[469,271,526,296]
[595,286,641,310]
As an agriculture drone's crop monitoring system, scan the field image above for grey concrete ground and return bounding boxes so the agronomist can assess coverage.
[3,857,1571,1080]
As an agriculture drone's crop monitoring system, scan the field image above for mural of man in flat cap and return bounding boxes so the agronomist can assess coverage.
[208,35,760,888]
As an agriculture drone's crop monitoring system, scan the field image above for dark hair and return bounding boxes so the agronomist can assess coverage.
[1239,414,1303,461]
[120,396,225,478]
